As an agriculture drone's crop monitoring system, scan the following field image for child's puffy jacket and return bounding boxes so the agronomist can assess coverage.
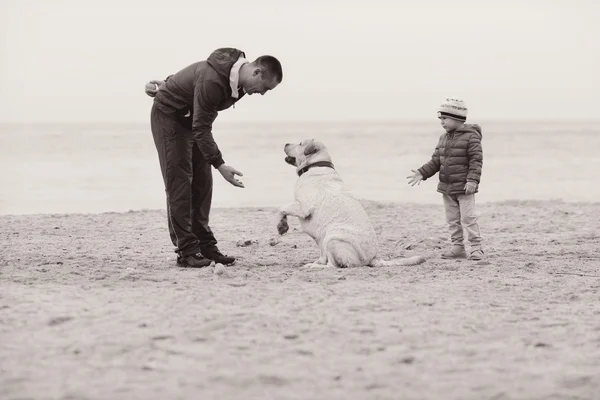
[418,124,483,195]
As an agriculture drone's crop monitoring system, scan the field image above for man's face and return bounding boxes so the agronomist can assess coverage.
[243,68,279,95]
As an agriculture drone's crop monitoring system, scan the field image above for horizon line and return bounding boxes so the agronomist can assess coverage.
[1,118,599,126]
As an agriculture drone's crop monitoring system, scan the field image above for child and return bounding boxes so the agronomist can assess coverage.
[407,97,484,261]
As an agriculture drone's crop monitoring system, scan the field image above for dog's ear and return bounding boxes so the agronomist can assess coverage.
[304,142,319,156]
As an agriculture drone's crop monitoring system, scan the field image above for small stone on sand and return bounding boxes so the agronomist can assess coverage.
[214,263,225,275]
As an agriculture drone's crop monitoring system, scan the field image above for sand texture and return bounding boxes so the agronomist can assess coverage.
[1,200,600,400]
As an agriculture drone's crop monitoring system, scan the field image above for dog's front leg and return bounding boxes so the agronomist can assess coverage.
[277,202,310,235]
[302,254,329,269]
[280,201,309,219]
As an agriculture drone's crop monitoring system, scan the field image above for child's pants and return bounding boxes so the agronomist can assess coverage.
[442,194,482,249]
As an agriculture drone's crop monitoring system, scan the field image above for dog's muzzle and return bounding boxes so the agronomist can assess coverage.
[285,156,296,166]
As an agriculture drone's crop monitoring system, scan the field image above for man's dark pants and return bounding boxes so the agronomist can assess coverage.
[150,102,218,257]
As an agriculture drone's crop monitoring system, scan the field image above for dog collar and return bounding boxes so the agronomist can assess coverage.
[297,161,335,177]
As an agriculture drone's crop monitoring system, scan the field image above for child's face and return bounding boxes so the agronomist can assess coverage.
[439,117,463,133]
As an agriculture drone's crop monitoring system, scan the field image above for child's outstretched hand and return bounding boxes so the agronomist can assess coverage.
[406,169,423,186]
[464,181,477,195]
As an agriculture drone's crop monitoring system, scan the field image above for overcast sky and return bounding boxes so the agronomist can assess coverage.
[1,0,598,123]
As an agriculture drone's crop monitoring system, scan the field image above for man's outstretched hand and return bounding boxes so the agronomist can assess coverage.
[145,80,165,97]
[218,164,245,188]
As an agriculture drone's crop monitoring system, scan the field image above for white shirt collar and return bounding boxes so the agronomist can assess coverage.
[229,55,248,99]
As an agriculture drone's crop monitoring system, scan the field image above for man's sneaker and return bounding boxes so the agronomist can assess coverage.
[177,253,213,268]
[202,249,235,265]
[441,245,467,259]
[469,249,484,261]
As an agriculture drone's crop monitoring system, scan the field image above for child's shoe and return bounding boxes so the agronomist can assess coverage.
[468,249,484,261]
[441,245,467,259]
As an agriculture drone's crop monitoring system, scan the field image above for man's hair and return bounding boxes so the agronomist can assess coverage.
[254,55,283,83]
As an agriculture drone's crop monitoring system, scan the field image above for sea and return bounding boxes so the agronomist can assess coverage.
[1,121,599,215]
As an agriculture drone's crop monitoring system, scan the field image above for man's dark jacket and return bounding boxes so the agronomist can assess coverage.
[154,48,246,169]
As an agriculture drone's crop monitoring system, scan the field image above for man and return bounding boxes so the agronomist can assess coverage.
[145,47,283,268]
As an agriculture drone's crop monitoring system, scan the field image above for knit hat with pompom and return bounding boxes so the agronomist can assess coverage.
[437,97,468,121]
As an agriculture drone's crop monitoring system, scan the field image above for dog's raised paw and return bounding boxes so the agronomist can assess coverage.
[277,219,289,235]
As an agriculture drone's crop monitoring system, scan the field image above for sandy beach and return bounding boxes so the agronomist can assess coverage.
[1,200,599,400]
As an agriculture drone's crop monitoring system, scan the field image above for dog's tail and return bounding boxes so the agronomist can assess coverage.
[370,255,426,267]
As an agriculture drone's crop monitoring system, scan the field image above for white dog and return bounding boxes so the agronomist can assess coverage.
[277,139,426,268]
